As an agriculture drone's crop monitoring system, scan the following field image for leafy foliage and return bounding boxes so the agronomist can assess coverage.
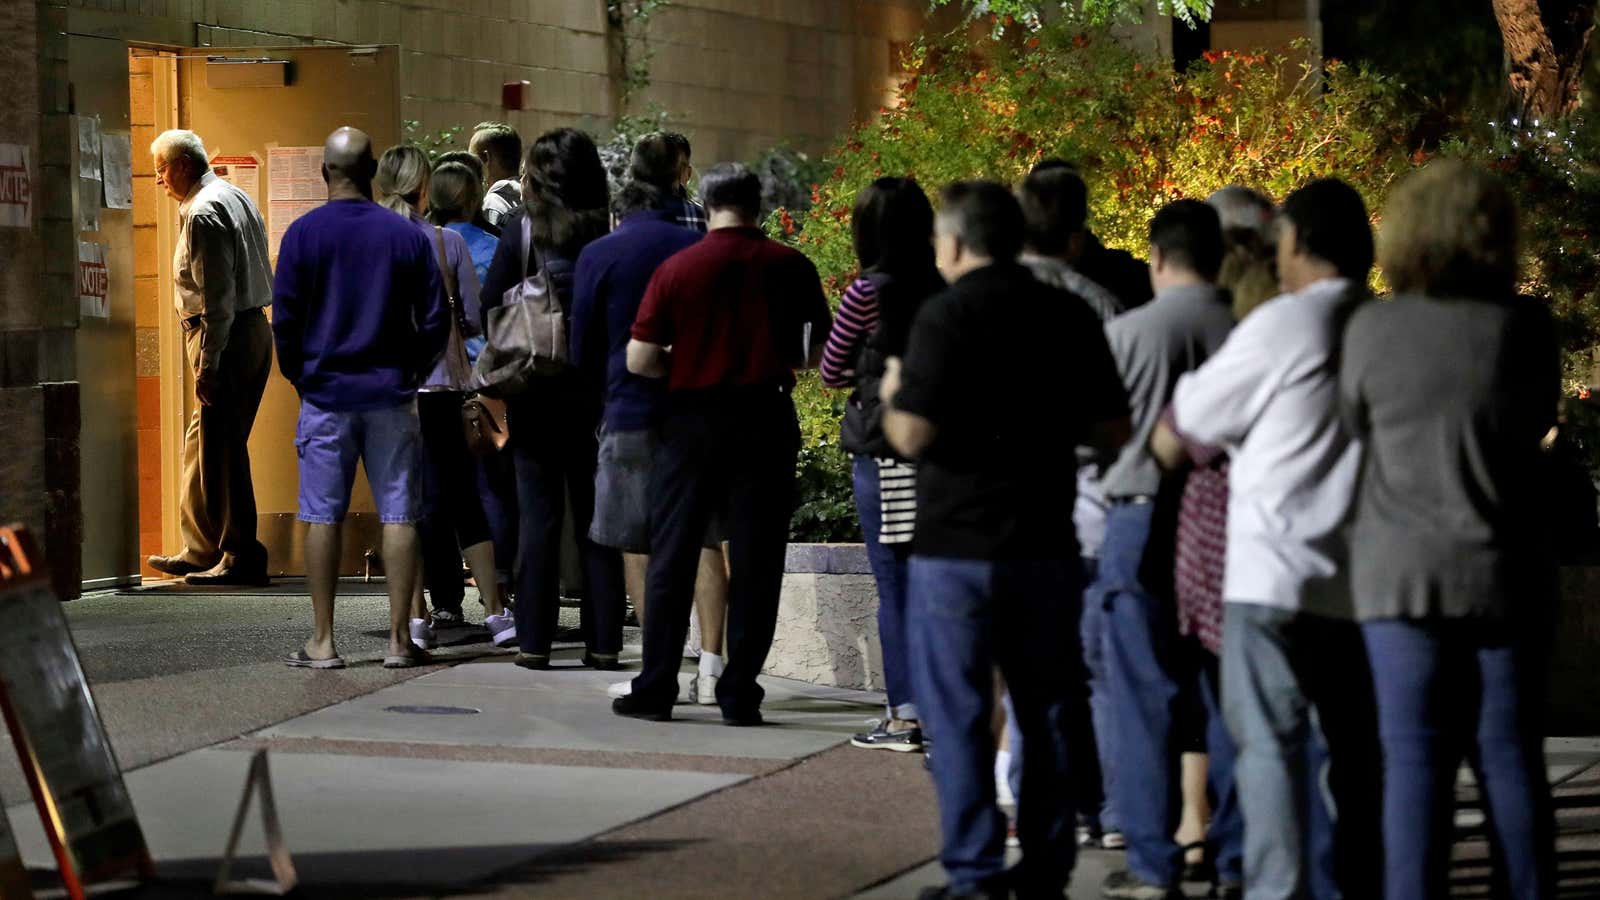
[927,0,1216,30]
[773,23,1416,539]
[402,120,465,163]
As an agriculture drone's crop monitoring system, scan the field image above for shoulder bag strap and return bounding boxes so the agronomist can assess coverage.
[432,226,460,313]
[520,216,532,281]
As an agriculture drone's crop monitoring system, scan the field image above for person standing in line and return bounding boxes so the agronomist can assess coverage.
[373,147,517,652]
[433,153,519,609]
[1006,160,1127,842]
[818,176,945,753]
[1152,178,1383,900]
[272,127,447,669]
[1096,200,1235,900]
[572,133,730,702]
[480,128,627,671]
[879,180,1130,899]
[613,163,832,725]
[471,122,524,231]
[145,129,275,587]
[1342,161,1558,899]
[660,132,708,233]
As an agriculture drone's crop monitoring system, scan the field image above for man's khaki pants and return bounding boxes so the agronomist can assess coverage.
[178,308,273,570]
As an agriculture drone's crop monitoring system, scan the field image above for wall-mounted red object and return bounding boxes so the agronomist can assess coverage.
[502,80,531,110]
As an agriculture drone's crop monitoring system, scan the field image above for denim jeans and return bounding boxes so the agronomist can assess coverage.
[909,555,1085,896]
[1005,556,1110,831]
[1362,618,1555,900]
[1196,649,1243,886]
[1221,602,1382,900]
[851,455,916,721]
[1096,501,1183,887]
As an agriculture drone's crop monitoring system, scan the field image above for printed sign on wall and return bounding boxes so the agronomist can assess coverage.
[77,242,109,319]
[0,144,32,228]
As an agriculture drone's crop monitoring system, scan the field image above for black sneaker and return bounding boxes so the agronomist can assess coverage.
[430,608,467,629]
[612,693,672,722]
[1101,870,1181,900]
[850,719,925,752]
[721,707,764,727]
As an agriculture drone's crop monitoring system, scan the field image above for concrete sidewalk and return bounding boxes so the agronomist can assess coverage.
[9,585,1600,898]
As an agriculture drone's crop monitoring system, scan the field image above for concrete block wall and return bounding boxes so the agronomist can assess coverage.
[59,0,928,176]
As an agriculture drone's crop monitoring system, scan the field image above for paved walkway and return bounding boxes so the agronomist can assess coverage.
[7,584,1600,898]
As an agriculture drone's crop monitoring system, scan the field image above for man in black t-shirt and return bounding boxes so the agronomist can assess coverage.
[880,180,1131,899]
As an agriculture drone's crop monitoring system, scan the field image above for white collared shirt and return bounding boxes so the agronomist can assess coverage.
[174,171,273,371]
[1169,277,1363,617]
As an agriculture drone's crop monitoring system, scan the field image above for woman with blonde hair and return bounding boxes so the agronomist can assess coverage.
[1341,159,1558,899]
[376,145,517,651]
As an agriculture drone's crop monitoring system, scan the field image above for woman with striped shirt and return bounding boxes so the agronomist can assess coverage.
[821,177,944,752]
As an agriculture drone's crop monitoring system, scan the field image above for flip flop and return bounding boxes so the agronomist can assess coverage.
[383,648,434,669]
[285,649,346,669]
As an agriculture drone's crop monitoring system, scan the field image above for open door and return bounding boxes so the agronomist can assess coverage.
[156,46,403,576]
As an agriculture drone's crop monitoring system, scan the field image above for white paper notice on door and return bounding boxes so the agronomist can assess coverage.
[267,146,328,258]
[211,154,261,208]
[78,241,109,319]
[0,144,31,228]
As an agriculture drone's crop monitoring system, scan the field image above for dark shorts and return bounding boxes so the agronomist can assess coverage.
[590,426,723,554]
[296,399,422,525]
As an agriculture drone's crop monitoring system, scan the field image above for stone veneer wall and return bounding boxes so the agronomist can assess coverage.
[767,544,884,693]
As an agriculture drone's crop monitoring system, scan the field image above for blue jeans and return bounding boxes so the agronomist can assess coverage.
[1363,618,1555,900]
[1222,603,1382,900]
[852,456,916,721]
[1196,649,1243,886]
[1005,557,1111,831]
[1096,501,1182,886]
[909,555,1084,896]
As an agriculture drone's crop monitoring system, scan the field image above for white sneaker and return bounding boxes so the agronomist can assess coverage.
[695,673,718,705]
[484,612,517,648]
[611,677,696,704]
[409,618,437,650]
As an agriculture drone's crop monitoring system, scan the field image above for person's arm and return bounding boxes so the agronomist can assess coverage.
[413,237,450,379]
[1337,313,1371,445]
[189,212,237,405]
[270,233,304,389]
[796,257,833,371]
[819,278,878,388]
[570,250,604,379]
[879,356,938,458]
[880,301,956,460]
[478,213,523,333]
[628,262,675,380]
[449,228,484,340]
[1169,313,1278,452]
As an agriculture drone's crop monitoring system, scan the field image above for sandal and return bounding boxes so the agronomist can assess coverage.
[1181,841,1215,883]
[383,647,434,669]
[285,649,346,669]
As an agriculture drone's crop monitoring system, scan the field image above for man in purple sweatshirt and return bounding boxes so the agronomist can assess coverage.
[272,127,448,670]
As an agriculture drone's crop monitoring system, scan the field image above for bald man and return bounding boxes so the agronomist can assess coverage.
[271,127,449,669]
[146,128,274,586]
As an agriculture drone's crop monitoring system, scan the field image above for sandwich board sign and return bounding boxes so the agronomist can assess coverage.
[0,525,151,898]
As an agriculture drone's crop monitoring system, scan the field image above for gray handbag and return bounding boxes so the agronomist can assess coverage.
[471,217,568,397]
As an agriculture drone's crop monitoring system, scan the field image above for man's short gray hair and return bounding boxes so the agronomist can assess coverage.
[1206,185,1275,238]
[150,129,209,170]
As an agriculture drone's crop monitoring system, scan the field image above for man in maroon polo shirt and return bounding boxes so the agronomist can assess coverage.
[614,162,832,725]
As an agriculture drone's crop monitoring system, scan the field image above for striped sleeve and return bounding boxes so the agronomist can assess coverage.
[819,277,879,388]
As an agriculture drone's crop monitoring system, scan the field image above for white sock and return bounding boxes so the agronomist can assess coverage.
[699,652,724,678]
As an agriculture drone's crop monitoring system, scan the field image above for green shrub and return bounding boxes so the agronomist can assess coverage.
[777,23,1417,541]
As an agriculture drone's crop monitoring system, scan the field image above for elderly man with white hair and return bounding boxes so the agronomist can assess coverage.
[146,129,275,586]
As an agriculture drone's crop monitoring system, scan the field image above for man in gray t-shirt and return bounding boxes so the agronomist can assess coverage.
[1094,200,1234,900]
